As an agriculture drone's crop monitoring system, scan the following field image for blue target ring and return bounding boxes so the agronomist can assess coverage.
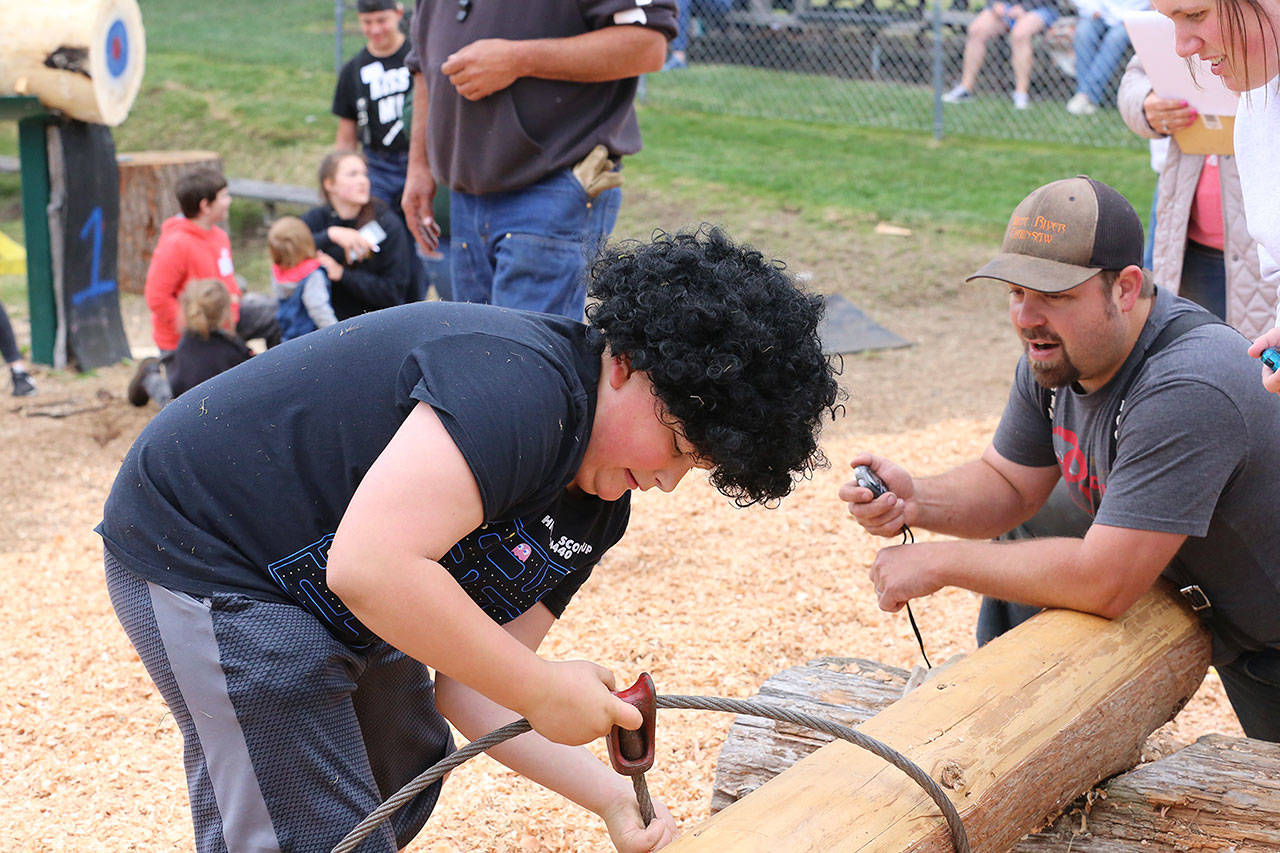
[106,19,129,78]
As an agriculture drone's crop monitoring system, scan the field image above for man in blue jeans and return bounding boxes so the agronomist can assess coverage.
[401,0,677,320]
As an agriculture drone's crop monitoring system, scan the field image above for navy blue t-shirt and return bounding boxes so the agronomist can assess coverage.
[98,302,630,645]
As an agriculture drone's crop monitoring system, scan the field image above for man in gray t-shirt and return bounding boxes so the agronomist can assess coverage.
[841,177,1280,742]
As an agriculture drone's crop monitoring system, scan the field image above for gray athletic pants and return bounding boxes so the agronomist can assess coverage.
[105,549,453,851]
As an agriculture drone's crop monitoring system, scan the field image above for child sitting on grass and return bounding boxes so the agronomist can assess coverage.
[128,278,253,407]
[269,216,340,340]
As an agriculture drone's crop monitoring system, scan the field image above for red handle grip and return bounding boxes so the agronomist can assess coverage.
[606,672,656,776]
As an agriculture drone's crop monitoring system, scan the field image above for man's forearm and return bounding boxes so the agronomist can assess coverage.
[436,676,636,818]
[407,74,430,174]
[910,456,1050,539]
[507,26,666,82]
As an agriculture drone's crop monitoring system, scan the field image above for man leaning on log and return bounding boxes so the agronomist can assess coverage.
[841,176,1280,742]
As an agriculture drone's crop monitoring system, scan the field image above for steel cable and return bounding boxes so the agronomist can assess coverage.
[332,694,969,853]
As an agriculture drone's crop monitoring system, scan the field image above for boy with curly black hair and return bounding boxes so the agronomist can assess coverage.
[98,227,840,853]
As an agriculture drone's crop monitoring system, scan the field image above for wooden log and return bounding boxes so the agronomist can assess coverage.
[668,585,1210,852]
[1012,734,1280,851]
[115,151,222,295]
[711,656,909,812]
[0,0,145,126]
[711,665,1280,850]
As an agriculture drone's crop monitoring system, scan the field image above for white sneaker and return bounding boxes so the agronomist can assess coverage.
[1066,92,1097,115]
[1012,91,1030,110]
[942,85,972,104]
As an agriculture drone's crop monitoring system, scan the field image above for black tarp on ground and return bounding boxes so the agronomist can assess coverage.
[818,293,912,355]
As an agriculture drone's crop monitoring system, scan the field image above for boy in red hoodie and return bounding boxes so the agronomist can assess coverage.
[142,168,279,353]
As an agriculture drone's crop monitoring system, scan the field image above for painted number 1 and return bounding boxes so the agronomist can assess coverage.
[72,206,117,306]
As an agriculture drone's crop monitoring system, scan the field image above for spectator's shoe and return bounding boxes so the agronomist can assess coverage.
[941,85,972,103]
[1012,91,1030,110]
[10,367,35,397]
[1066,93,1097,115]
[661,54,687,72]
[127,357,159,407]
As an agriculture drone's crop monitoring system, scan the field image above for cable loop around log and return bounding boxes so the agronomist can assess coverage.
[331,693,970,853]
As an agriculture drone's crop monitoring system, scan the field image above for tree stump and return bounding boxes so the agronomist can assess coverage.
[115,150,222,295]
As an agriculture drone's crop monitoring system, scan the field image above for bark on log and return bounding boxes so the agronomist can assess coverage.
[670,585,1210,852]
[1011,734,1280,852]
[710,656,909,811]
[115,151,222,295]
[713,663,1280,850]
[0,0,146,126]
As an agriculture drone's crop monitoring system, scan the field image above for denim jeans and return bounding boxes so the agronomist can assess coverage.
[1073,16,1131,105]
[671,0,735,53]
[449,168,621,319]
[365,149,409,212]
[1178,240,1227,321]
[423,236,453,302]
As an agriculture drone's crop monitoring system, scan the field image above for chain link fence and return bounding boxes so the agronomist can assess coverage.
[642,0,1145,150]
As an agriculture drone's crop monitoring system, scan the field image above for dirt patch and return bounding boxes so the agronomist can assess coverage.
[0,203,1239,851]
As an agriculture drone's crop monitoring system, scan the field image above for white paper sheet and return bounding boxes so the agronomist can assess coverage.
[1122,10,1239,115]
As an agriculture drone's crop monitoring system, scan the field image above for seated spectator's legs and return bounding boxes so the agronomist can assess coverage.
[1009,8,1056,101]
[1217,649,1280,741]
[449,170,621,319]
[1074,18,1130,106]
[1178,241,1228,320]
[666,0,734,68]
[957,8,1008,94]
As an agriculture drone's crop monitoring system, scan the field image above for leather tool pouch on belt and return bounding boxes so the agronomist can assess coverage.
[572,144,624,198]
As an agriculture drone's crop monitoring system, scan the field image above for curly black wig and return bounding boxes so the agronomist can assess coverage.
[585,226,843,506]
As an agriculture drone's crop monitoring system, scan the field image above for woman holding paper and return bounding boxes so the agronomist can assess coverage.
[303,150,419,320]
[1118,54,1274,337]
[1151,0,1280,388]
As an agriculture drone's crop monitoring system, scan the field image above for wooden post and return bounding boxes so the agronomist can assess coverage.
[668,585,1210,852]
[115,151,223,295]
[0,0,145,126]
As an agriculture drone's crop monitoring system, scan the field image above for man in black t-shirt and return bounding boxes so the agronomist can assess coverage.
[332,0,413,213]
[99,228,841,853]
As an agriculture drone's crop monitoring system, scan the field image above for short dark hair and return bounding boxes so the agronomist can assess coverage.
[1096,268,1154,299]
[586,227,843,506]
[175,168,227,219]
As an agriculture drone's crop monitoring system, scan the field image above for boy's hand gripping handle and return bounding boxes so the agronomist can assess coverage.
[607,673,657,825]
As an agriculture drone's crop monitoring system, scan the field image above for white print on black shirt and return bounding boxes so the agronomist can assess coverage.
[360,61,410,143]
[539,513,594,561]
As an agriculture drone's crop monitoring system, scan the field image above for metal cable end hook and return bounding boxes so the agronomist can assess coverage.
[607,672,657,826]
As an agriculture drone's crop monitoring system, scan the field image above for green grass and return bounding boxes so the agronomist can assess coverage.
[642,63,1141,150]
[633,106,1151,240]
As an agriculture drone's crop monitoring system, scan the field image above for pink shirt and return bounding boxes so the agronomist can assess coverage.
[1186,155,1225,251]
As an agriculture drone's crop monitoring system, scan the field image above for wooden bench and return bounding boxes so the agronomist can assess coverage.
[690,2,975,84]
